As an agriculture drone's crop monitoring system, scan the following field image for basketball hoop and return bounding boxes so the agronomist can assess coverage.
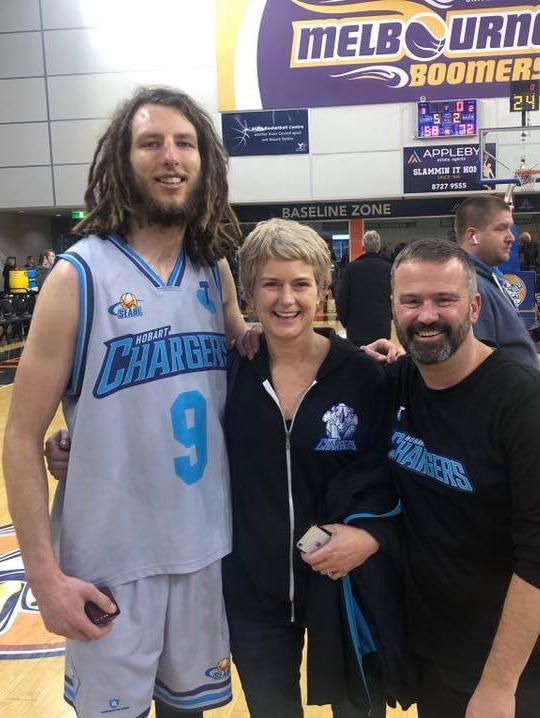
[515,168,540,191]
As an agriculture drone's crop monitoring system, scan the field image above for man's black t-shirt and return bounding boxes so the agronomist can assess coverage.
[388,351,540,679]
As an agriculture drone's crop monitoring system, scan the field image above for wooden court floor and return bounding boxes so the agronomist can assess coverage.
[0,338,417,718]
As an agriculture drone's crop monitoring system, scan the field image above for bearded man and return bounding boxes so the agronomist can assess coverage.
[388,238,540,718]
[3,87,249,718]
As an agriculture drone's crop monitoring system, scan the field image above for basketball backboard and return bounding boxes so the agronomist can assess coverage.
[479,125,540,196]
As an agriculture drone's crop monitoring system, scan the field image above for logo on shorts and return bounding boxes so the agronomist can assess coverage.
[108,292,143,319]
[205,657,231,680]
[0,524,64,658]
[315,403,358,451]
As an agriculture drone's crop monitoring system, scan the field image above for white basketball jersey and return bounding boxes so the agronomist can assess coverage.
[51,234,232,587]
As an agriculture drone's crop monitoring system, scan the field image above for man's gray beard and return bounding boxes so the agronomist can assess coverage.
[396,318,470,365]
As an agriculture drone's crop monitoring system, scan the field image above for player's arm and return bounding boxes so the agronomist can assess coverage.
[466,574,540,718]
[3,262,115,640]
[218,258,260,358]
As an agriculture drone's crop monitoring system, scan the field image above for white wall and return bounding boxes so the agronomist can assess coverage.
[0,0,217,211]
[0,0,527,212]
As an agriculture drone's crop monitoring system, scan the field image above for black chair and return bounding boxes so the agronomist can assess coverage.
[11,294,33,333]
[26,291,37,314]
[0,298,24,342]
[0,311,11,343]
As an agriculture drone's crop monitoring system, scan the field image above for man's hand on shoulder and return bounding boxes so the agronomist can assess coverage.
[44,429,71,481]
[361,338,405,364]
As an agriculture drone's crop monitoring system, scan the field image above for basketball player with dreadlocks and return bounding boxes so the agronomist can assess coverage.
[3,87,250,718]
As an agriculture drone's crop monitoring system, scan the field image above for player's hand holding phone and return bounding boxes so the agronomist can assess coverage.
[31,572,119,641]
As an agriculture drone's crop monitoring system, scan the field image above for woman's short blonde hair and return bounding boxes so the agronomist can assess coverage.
[239,218,332,302]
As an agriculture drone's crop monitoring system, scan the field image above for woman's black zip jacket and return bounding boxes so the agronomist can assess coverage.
[223,330,417,710]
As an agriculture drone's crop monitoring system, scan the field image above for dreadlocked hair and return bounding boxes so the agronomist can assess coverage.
[73,86,241,265]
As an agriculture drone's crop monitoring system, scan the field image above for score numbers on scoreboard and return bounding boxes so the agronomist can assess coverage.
[417,99,477,138]
[510,81,539,113]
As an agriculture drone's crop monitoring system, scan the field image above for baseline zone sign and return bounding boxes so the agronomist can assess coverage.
[217,0,540,110]
[403,143,495,194]
[232,194,540,223]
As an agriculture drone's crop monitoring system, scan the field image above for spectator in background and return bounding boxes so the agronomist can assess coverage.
[337,230,392,346]
[520,232,539,271]
[2,256,16,294]
[35,249,56,290]
[24,255,37,268]
[456,195,538,367]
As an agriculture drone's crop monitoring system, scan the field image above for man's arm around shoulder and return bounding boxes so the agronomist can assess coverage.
[3,261,116,640]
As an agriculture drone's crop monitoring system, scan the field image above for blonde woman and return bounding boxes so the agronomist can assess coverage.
[223,219,407,718]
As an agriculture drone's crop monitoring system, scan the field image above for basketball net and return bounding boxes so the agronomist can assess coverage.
[515,169,540,191]
[505,169,540,207]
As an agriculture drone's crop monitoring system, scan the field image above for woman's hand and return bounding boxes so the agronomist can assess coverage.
[301,524,380,580]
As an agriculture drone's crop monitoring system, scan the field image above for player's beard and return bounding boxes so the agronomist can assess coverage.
[396,316,470,365]
[129,174,204,229]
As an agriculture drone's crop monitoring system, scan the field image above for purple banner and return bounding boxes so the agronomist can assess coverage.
[219,0,540,111]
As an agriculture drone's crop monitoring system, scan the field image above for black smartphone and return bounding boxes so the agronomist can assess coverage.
[84,586,120,626]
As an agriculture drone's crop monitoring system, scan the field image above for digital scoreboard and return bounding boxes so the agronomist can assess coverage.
[417,99,477,138]
[510,81,539,113]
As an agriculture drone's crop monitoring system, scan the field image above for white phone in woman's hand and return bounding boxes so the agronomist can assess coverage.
[296,525,331,553]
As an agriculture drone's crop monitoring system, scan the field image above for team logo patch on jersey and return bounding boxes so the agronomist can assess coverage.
[315,403,358,451]
[205,657,231,680]
[108,292,143,319]
[0,524,64,659]
[197,281,217,314]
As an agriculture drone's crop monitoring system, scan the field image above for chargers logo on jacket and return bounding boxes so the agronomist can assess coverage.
[316,403,358,451]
